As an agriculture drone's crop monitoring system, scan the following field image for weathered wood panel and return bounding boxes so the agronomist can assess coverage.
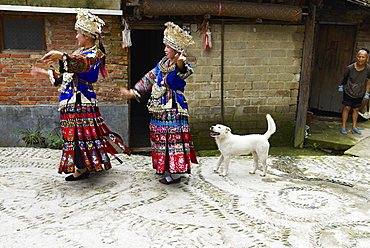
[310,24,357,113]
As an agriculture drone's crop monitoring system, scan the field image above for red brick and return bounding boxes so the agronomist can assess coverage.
[0,82,16,87]
[11,54,30,58]
[18,101,35,105]
[57,40,76,45]
[0,73,14,77]
[4,69,23,73]
[18,92,33,96]
[12,64,32,68]
[15,74,33,78]
[0,92,17,96]
[7,78,26,83]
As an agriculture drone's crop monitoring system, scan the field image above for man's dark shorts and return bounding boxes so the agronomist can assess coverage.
[342,92,363,108]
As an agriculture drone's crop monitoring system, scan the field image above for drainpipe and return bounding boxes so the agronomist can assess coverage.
[221,19,225,124]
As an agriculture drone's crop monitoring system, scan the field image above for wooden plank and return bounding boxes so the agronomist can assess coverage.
[294,3,316,148]
[319,25,356,112]
[310,25,356,113]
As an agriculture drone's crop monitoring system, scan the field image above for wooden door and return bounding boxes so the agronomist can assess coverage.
[310,24,357,113]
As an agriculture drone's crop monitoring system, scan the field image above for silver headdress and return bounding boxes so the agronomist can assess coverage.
[75,8,105,38]
[163,22,194,52]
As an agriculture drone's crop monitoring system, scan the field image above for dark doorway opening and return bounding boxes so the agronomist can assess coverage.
[129,29,163,150]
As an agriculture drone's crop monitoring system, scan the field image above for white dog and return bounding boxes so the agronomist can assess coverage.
[210,114,276,177]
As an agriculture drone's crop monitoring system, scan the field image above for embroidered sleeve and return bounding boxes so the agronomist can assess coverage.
[133,68,157,96]
[59,50,104,74]
[130,89,141,103]
[48,69,63,86]
[177,62,193,80]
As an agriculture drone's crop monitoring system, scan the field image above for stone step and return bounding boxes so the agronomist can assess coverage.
[304,115,370,154]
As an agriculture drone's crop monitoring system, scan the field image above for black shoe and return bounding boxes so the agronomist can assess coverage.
[65,170,89,181]
[159,175,181,185]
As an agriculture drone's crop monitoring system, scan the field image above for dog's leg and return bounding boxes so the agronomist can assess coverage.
[249,151,259,175]
[214,154,224,173]
[220,156,230,176]
[260,155,267,177]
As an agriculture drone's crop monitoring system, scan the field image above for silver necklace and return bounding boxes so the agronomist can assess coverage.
[158,57,176,73]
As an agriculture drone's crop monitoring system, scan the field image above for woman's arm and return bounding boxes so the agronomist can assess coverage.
[41,50,104,74]
[31,67,49,78]
[120,68,158,102]
[61,51,104,73]
[31,66,63,86]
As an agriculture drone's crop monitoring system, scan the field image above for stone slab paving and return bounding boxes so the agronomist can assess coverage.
[345,137,370,158]
[0,147,370,247]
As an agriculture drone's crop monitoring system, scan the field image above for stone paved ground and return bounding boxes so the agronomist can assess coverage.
[0,147,370,248]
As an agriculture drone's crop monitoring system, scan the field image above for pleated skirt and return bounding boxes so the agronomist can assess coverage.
[149,109,197,175]
[58,103,130,174]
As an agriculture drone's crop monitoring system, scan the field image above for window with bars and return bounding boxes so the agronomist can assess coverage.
[1,17,45,51]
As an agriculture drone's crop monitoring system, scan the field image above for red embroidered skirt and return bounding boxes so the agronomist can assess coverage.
[58,103,130,174]
[150,109,197,175]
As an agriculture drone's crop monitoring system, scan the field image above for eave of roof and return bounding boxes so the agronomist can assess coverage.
[346,0,370,8]
[0,5,122,15]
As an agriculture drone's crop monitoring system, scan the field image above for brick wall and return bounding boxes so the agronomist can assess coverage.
[186,23,304,149]
[0,11,129,106]
[357,18,370,51]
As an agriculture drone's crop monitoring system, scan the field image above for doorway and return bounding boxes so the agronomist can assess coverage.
[129,29,163,149]
[310,24,357,113]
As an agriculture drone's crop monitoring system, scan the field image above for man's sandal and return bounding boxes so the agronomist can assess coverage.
[352,129,362,134]
[340,129,347,134]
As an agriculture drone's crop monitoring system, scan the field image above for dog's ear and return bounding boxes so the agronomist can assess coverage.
[226,127,231,132]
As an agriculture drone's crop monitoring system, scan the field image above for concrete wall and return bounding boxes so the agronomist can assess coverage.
[0,104,128,147]
[186,23,304,149]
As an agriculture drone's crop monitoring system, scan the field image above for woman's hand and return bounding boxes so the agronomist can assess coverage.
[41,51,64,64]
[31,66,49,78]
[176,50,186,71]
[176,50,186,63]
[120,87,134,99]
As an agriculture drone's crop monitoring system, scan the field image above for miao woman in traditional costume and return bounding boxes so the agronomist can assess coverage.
[32,9,130,181]
[121,22,198,184]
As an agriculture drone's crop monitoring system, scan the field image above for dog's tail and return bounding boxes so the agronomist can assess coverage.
[264,114,276,139]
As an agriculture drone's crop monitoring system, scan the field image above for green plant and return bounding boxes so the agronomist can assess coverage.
[14,123,47,147]
[310,142,319,151]
[45,131,64,149]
